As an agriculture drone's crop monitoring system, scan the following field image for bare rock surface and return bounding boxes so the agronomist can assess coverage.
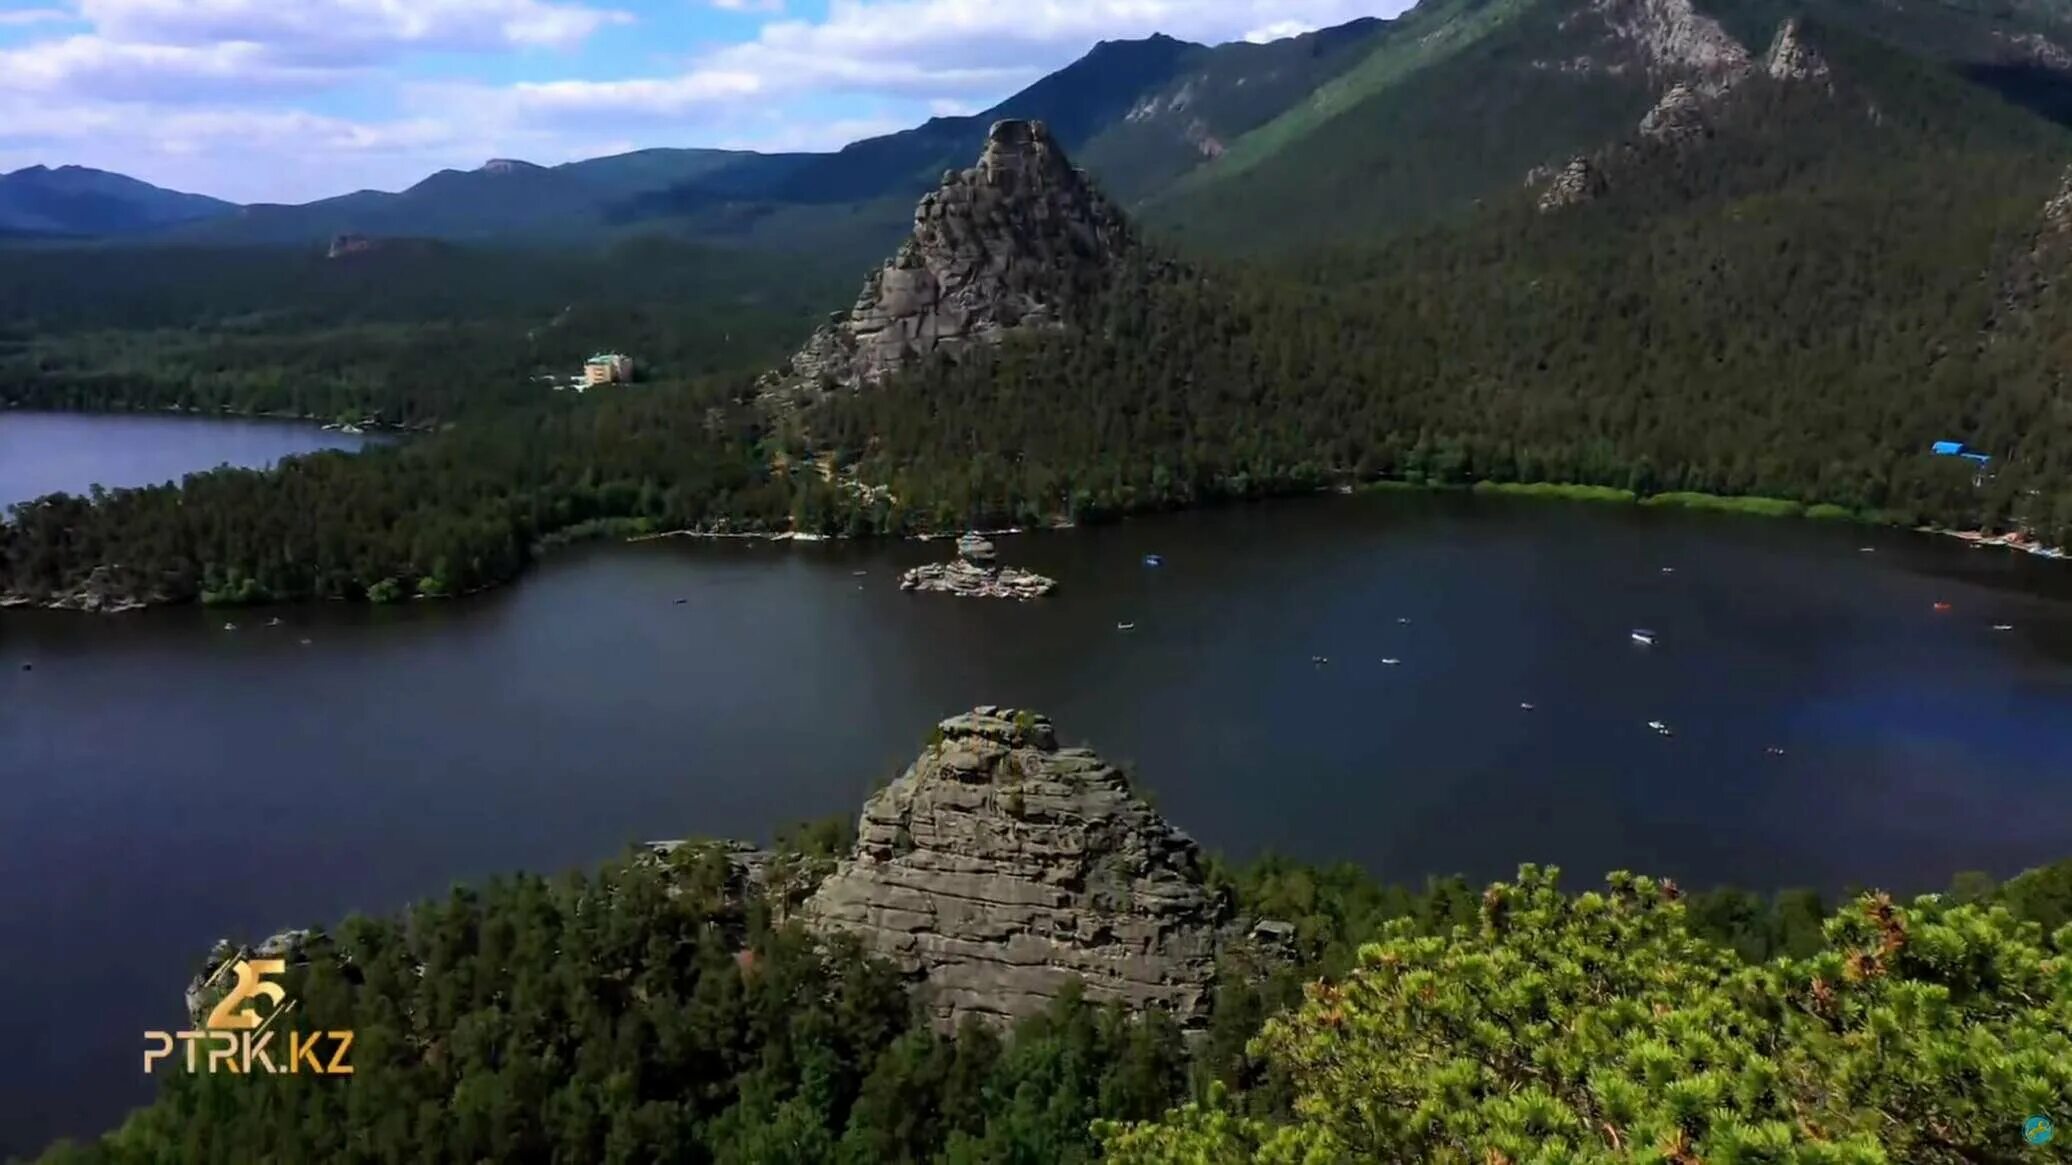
[1764,18,1833,84]
[1591,0,1750,93]
[1537,156,1609,211]
[762,120,1132,402]
[900,533,1057,599]
[1638,82,1712,142]
[799,707,1227,1030]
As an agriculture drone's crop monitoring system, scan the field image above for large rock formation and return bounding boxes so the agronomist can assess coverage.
[800,707,1226,1030]
[1638,82,1712,142]
[762,120,1132,401]
[1590,0,1751,95]
[1537,156,1609,211]
[899,533,1059,600]
[1763,18,1832,85]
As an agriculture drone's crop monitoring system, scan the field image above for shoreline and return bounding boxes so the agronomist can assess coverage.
[8,478,2064,615]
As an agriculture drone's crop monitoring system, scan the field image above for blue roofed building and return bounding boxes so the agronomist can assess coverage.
[1931,440,1966,456]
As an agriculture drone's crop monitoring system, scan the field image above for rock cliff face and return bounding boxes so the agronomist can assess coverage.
[1763,19,1832,85]
[1590,0,1750,94]
[1537,156,1609,211]
[1638,83,1712,142]
[800,707,1226,1030]
[762,120,1132,401]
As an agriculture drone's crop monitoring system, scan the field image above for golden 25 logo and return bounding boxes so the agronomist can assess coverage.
[144,957,353,1075]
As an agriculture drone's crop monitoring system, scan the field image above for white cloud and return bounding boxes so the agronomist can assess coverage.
[76,0,634,59]
[0,35,352,101]
[0,7,73,25]
[1245,19,1321,43]
[0,0,1408,202]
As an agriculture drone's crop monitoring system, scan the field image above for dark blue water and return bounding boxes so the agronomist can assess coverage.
[0,410,370,512]
[4,482,2071,1153]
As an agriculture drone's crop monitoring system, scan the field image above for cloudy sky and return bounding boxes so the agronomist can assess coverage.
[0,0,1402,204]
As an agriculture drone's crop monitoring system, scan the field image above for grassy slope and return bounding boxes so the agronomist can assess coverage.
[1145,0,1653,254]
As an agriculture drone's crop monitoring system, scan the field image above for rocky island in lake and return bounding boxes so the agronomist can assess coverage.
[899,533,1057,600]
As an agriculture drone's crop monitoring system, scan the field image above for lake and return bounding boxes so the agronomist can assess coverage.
[0,410,372,512]
[5,476,2072,1153]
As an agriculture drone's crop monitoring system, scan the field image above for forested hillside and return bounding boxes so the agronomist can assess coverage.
[31,820,2072,1163]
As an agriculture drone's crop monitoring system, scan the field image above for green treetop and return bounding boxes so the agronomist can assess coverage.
[1102,865,2072,1164]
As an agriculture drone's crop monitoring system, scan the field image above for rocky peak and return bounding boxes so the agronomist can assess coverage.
[799,707,1226,1029]
[761,120,1132,401]
[1537,156,1609,212]
[1590,0,1750,95]
[480,158,542,174]
[1638,83,1713,142]
[1764,18,1832,85]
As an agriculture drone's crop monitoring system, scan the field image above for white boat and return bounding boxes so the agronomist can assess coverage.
[1116,622,1136,631]
[266,617,282,627]
[1381,658,1402,666]
[1647,720,1667,731]
[1631,629,1656,646]
[1660,567,1676,575]
[1992,624,2015,632]
[222,622,238,632]
[1312,655,1330,665]
[1396,617,1413,625]
[1519,702,1535,711]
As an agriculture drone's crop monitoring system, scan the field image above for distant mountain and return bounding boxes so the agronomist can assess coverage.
[0,165,233,237]
[185,147,803,245]
[175,19,1391,251]
[1143,0,2072,251]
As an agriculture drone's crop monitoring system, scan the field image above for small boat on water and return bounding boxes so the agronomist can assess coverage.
[1992,623,2014,632]
[223,622,238,632]
[299,638,312,646]
[1631,629,1656,646]
[1143,554,1164,567]
[1519,702,1535,711]
[1312,655,1330,665]
[1859,547,1876,553]
[1766,746,1787,757]
[1647,720,1667,731]
[1660,567,1676,575]
[852,570,868,577]
[673,598,688,605]
[1381,657,1402,666]
[1396,617,1413,626]
[266,617,282,628]
[1933,601,1953,613]
[1116,622,1136,632]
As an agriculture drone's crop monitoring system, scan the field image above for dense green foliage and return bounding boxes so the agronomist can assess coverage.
[1103,866,2072,1163]
[8,1,2072,611]
[813,58,2072,544]
[32,836,2072,1163]
[0,239,847,426]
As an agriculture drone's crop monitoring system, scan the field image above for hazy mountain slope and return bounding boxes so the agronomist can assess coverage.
[183,148,804,245]
[1145,0,1658,252]
[0,165,233,236]
[1148,0,2072,253]
[1073,18,1389,203]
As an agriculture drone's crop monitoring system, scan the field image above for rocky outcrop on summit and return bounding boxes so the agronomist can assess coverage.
[1638,83,1712,142]
[1590,0,1750,94]
[1763,19,1832,85]
[799,708,1226,1030]
[763,120,1132,400]
[1536,156,1609,212]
